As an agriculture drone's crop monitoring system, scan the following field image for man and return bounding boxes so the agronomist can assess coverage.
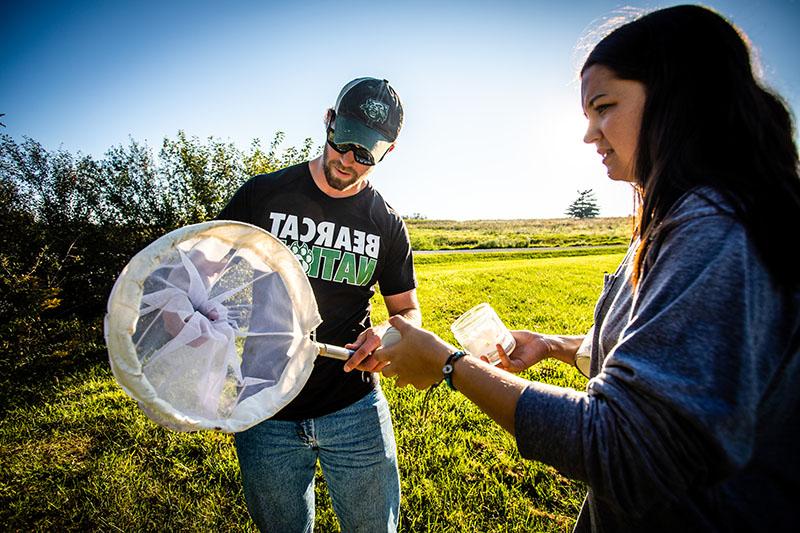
[218,77,420,532]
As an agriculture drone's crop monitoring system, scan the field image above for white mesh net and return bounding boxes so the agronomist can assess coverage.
[105,221,322,432]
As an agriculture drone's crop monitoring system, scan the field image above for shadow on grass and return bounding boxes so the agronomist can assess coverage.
[0,361,257,531]
[0,319,106,420]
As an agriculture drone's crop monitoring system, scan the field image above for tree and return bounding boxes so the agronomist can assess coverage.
[566,189,600,218]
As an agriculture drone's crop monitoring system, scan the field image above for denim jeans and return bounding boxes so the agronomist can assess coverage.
[234,387,400,532]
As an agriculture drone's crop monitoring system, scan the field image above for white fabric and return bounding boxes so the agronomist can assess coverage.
[105,221,322,432]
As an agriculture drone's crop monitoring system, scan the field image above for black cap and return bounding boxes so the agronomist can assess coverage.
[333,78,403,163]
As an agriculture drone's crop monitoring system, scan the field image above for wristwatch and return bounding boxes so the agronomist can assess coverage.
[443,350,468,390]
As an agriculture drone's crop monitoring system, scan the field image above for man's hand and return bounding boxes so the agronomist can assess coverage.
[343,326,390,373]
[162,309,216,348]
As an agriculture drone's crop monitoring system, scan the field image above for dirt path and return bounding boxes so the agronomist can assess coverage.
[413,244,625,255]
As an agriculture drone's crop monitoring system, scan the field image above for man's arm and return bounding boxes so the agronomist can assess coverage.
[383,289,422,326]
[344,288,421,372]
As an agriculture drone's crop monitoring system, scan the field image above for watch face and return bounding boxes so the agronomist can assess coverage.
[443,364,454,373]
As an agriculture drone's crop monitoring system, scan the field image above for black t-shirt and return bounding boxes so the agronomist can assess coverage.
[217,162,416,419]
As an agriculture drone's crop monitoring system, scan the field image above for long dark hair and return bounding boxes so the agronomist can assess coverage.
[582,5,800,287]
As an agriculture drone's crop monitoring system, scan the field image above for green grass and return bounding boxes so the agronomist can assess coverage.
[413,245,628,266]
[0,251,624,532]
[406,217,633,250]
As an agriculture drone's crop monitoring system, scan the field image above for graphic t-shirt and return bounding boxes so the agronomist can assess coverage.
[217,162,416,419]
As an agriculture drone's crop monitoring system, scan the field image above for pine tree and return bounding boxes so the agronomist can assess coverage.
[566,189,600,218]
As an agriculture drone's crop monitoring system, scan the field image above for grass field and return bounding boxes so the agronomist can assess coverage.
[406,217,632,250]
[0,251,625,532]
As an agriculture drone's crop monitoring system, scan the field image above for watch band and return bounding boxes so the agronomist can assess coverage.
[443,350,468,391]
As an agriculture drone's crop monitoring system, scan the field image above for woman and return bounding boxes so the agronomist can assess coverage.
[375,5,800,531]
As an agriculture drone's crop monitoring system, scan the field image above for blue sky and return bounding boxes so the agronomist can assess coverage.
[2,0,798,219]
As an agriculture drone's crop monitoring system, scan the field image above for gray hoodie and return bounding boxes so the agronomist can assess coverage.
[515,188,800,531]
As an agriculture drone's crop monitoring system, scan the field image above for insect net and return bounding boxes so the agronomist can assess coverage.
[105,221,322,432]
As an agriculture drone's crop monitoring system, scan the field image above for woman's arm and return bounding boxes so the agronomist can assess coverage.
[377,316,553,435]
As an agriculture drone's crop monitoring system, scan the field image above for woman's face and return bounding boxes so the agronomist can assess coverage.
[581,64,646,183]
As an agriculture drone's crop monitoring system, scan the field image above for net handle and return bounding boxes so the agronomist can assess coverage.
[315,326,401,361]
[316,343,353,360]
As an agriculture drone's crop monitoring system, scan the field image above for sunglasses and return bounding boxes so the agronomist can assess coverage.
[326,126,376,166]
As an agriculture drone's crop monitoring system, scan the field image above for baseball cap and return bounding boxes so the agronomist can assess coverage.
[332,78,403,164]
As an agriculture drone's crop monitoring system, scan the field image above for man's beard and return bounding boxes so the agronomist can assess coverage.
[323,150,361,191]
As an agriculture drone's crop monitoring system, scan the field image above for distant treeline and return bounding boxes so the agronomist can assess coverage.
[0,131,316,403]
[405,217,632,251]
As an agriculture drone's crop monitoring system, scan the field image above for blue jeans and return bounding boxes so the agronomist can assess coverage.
[235,387,400,532]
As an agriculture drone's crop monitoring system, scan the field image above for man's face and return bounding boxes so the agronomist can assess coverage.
[322,125,375,191]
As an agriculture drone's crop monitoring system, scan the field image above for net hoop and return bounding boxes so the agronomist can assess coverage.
[105,220,323,432]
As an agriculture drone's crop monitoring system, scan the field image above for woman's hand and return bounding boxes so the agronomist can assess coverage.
[375,315,456,390]
[492,330,554,373]
[380,318,535,436]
